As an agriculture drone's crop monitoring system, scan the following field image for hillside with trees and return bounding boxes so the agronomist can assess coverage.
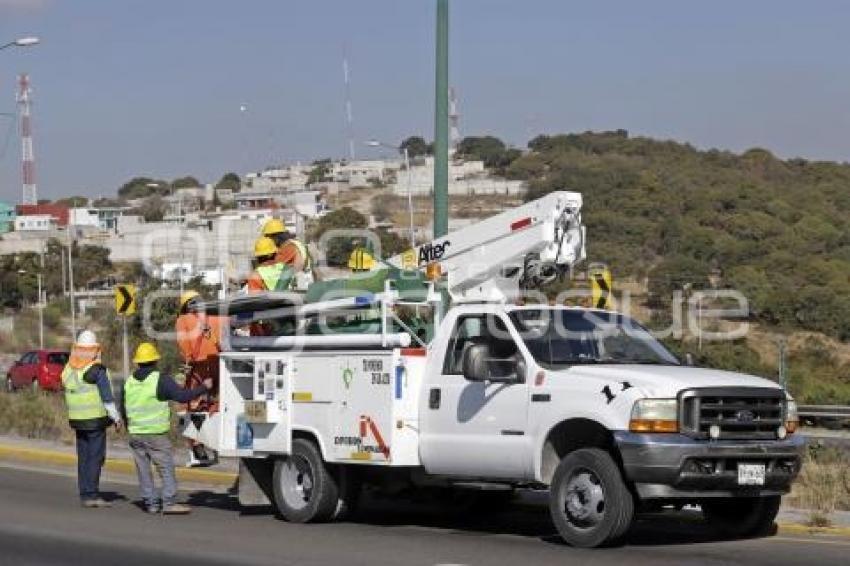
[503,130,850,343]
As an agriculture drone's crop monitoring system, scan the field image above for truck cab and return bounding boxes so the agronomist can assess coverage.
[419,304,803,546]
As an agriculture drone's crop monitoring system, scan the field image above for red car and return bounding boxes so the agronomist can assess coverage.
[5,350,69,392]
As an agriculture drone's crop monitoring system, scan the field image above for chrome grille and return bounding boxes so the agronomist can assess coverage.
[679,387,785,440]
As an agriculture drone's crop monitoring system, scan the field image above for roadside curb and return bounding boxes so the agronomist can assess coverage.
[778,522,850,538]
[0,443,237,487]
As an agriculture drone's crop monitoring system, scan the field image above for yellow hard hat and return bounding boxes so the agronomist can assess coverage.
[179,290,200,310]
[262,218,287,236]
[133,342,161,364]
[254,236,278,258]
[348,248,376,271]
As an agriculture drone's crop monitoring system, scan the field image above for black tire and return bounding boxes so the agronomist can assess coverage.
[549,448,634,548]
[272,438,339,523]
[701,495,781,538]
[332,465,363,520]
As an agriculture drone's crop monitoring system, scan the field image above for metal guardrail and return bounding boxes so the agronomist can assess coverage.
[798,405,850,419]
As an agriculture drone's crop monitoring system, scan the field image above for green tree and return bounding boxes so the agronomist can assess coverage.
[456,135,521,172]
[118,177,169,199]
[171,176,201,189]
[400,136,430,158]
[138,195,167,222]
[307,159,333,185]
[215,172,241,193]
[312,207,368,266]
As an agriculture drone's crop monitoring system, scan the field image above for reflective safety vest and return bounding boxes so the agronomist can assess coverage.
[257,262,292,291]
[62,362,108,422]
[289,239,312,270]
[124,371,170,435]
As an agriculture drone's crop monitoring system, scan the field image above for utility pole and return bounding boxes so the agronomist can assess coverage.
[37,273,43,349]
[433,0,449,239]
[67,225,76,340]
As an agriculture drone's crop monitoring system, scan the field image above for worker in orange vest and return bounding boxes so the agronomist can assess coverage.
[175,290,226,466]
[246,236,291,292]
[261,218,313,289]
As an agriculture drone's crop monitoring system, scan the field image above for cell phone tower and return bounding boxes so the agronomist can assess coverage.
[18,74,37,205]
[449,86,461,154]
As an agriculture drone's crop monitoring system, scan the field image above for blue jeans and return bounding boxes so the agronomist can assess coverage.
[75,428,106,501]
[128,434,178,507]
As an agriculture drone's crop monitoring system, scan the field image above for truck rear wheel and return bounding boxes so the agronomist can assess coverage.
[701,495,781,537]
[549,448,634,548]
[273,438,339,523]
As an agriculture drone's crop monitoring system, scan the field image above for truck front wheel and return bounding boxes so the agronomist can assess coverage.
[273,438,339,523]
[549,448,634,548]
[701,495,781,537]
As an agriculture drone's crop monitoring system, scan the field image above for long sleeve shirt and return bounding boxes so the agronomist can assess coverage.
[119,366,208,421]
[70,364,120,430]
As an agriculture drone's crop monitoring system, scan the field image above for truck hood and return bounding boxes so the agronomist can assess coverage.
[554,364,781,398]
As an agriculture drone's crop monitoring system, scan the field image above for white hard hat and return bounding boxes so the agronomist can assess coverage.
[76,329,98,347]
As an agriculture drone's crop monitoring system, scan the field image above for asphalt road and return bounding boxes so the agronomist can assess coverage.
[0,465,848,566]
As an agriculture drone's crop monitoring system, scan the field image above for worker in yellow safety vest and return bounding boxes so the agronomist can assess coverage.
[61,329,122,508]
[121,342,212,515]
[261,218,311,273]
[246,236,292,292]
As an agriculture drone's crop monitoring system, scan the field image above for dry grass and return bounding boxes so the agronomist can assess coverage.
[787,446,850,526]
[0,390,184,446]
[0,390,74,444]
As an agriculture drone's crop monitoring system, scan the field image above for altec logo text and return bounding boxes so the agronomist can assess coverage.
[419,240,451,264]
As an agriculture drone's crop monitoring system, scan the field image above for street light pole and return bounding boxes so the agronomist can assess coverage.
[36,273,43,349]
[18,269,44,349]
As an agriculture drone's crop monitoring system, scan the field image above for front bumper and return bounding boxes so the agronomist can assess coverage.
[614,431,805,500]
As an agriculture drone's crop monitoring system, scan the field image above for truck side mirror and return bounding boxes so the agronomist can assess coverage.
[462,343,520,384]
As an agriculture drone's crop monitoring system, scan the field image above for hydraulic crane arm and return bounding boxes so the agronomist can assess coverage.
[388,191,585,302]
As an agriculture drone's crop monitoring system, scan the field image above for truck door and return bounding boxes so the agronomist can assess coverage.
[420,314,530,479]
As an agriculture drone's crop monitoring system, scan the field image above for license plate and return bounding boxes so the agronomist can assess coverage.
[737,463,766,486]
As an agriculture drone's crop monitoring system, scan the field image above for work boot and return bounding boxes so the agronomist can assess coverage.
[162,503,192,515]
[144,501,160,514]
[82,498,112,509]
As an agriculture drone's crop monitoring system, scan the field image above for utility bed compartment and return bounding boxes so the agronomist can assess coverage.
[210,349,426,467]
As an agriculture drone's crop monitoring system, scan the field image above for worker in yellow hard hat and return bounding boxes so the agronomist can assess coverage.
[120,342,212,515]
[174,289,227,465]
[247,236,291,292]
[261,218,312,287]
[348,247,377,272]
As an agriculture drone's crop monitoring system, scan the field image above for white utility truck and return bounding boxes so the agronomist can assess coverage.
[186,191,803,548]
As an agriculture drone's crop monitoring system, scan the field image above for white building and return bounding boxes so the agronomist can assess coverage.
[245,164,311,193]
[330,160,399,187]
[390,156,525,196]
[14,214,55,231]
[69,207,127,230]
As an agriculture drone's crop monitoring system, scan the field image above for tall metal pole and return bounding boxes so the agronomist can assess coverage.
[67,225,76,340]
[36,273,43,349]
[433,0,449,238]
[122,316,129,379]
[404,147,415,247]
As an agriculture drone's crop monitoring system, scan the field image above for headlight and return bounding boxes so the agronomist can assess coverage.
[629,399,678,433]
[785,396,798,434]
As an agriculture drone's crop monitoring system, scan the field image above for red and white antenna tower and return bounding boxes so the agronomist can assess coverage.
[18,74,37,205]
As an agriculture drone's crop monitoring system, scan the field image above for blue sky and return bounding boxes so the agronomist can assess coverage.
[2,0,850,200]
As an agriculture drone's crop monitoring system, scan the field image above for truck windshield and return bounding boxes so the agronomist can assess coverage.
[509,309,679,368]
